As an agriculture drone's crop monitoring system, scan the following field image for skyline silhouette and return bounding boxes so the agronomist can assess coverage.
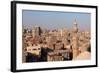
[22,10,91,31]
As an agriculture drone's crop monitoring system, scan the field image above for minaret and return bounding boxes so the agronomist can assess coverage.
[73,19,78,33]
[72,19,79,59]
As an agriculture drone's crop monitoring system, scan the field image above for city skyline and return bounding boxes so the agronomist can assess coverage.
[22,10,91,62]
[22,10,91,31]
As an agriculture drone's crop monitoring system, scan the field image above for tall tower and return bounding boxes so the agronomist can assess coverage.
[72,19,79,59]
[32,26,41,38]
[32,27,36,38]
[35,26,41,36]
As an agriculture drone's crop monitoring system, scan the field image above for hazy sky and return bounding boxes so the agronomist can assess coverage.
[22,10,91,31]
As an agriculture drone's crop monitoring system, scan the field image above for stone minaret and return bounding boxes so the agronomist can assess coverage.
[72,19,79,59]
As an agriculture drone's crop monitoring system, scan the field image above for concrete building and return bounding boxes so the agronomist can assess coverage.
[22,19,91,62]
[26,44,41,56]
